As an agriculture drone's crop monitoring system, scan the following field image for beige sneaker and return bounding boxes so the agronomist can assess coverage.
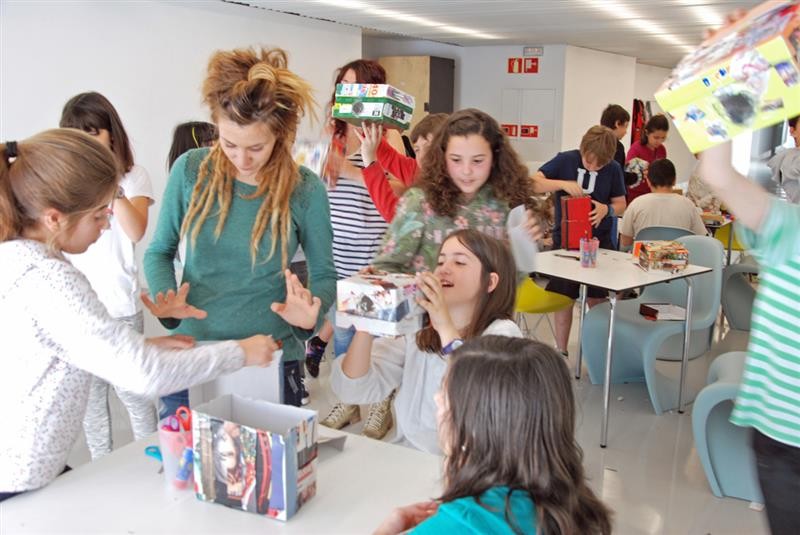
[362,395,394,440]
[321,402,360,429]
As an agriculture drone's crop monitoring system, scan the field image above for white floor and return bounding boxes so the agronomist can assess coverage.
[67,309,768,535]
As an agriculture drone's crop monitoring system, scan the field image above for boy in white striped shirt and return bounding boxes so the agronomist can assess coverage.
[698,140,800,534]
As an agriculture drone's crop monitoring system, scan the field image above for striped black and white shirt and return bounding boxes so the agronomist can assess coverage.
[329,177,389,278]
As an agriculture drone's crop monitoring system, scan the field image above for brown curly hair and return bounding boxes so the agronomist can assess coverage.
[181,47,315,267]
[419,108,534,218]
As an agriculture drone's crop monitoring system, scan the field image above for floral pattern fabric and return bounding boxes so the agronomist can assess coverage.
[372,187,509,274]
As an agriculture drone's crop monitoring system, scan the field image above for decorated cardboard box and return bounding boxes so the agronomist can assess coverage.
[192,395,317,521]
[332,83,415,131]
[560,196,592,250]
[655,1,800,152]
[638,241,690,272]
[336,270,425,337]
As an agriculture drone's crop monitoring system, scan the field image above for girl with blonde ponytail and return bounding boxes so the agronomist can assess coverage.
[144,48,336,413]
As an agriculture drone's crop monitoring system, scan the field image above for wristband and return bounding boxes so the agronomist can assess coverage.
[606,203,615,218]
[441,338,464,355]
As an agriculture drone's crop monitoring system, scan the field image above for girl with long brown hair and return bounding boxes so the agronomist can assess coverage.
[375,336,612,535]
[329,229,522,454]
[143,47,336,414]
[371,108,540,274]
[0,130,277,500]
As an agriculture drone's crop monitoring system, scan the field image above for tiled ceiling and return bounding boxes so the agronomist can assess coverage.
[238,0,762,68]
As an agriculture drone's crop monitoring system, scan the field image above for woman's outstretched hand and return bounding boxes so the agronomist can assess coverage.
[141,283,208,320]
[271,269,321,330]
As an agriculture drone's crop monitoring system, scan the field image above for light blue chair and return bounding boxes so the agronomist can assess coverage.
[634,225,694,241]
[721,260,759,331]
[619,225,694,252]
[581,236,724,414]
[692,351,763,503]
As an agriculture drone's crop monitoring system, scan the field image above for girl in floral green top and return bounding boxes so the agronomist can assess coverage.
[372,108,538,273]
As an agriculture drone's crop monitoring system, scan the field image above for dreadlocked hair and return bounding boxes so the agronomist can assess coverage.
[181,47,315,267]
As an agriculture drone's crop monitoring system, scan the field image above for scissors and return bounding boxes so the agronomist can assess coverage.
[161,406,192,432]
[145,445,164,474]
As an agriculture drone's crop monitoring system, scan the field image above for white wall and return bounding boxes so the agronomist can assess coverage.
[1,0,360,334]
[633,63,696,183]
[364,36,567,165]
[561,46,636,151]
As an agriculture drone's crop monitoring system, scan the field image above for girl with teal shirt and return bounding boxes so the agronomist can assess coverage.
[375,336,613,535]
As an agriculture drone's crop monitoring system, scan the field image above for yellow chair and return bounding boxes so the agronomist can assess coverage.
[712,222,744,264]
[515,277,573,343]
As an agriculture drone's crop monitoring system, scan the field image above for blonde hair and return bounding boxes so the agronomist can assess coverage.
[0,129,118,250]
[182,47,315,267]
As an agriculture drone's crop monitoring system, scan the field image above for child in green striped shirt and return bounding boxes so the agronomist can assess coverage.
[698,138,800,534]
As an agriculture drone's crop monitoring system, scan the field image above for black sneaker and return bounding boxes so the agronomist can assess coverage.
[305,336,327,378]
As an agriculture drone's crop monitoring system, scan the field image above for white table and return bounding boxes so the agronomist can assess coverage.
[534,249,712,448]
[0,430,441,534]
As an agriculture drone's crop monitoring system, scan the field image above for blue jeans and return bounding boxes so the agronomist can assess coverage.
[159,390,189,420]
[327,306,356,359]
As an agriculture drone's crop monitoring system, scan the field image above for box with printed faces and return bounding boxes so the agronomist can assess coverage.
[336,270,425,337]
[560,196,592,251]
[332,83,415,131]
[192,395,317,521]
[638,241,690,272]
[655,1,800,152]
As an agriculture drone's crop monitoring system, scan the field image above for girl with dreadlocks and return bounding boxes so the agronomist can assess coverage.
[144,47,336,414]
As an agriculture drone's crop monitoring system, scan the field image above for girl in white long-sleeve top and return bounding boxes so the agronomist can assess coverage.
[0,130,316,500]
[330,229,523,454]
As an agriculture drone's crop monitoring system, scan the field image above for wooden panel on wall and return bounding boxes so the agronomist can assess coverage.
[378,56,430,132]
[379,55,454,133]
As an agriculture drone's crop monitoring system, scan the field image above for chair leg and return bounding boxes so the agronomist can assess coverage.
[516,312,530,337]
[544,314,558,346]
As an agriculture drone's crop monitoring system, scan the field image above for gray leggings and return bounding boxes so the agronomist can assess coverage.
[82,312,157,460]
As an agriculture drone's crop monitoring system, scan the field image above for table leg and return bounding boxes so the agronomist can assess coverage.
[678,278,694,414]
[726,222,733,266]
[601,292,617,448]
[575,283,588,379]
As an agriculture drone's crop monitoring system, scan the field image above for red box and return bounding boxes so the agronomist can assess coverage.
[560,196,592,250]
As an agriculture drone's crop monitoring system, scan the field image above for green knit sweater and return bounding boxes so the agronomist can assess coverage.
[143,148,336,362]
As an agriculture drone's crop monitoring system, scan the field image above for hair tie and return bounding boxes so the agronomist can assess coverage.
[5,141,18,162]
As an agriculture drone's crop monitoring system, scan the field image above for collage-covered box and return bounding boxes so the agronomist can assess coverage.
[332,83,415,130]
[656,1,800,152]
[638,241,690,273]
[337,271,425,337]
[192,395,317,521]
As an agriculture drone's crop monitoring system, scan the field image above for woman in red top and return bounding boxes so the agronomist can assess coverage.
[625,114,669,203]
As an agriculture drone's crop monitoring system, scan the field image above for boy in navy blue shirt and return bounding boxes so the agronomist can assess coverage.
[533,125,627,356]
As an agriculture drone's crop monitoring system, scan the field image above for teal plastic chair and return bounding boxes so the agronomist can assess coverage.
[692,351,763,503]
[721,260,759,331]
[581,236,724,414]
[634,225,694,241]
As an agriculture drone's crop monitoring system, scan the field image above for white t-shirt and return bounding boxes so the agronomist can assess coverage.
[619,192,708,239]
[330,319,523,454]
[67,164,154,317]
